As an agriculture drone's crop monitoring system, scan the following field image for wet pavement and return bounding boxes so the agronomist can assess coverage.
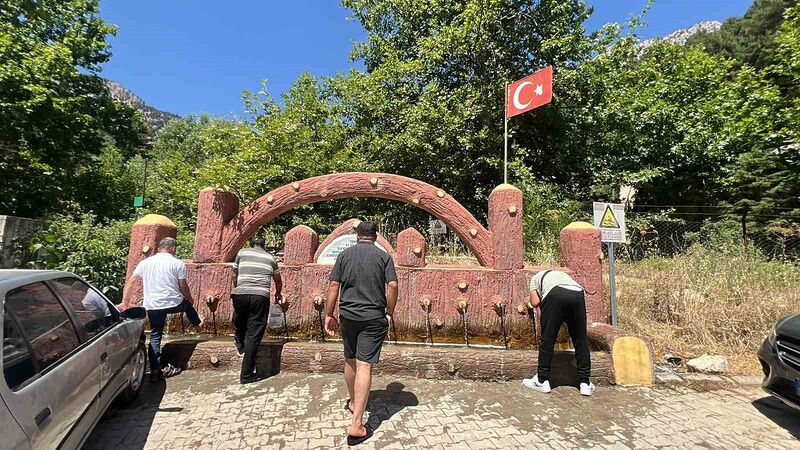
[83,371,799,449]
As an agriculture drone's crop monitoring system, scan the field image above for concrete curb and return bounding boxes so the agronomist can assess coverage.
[655,372,762,386]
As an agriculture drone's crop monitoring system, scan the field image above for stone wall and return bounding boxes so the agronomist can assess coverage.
[0,215,36,268]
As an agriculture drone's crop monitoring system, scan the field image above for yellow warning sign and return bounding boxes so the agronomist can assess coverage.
[593,202,627,243]
[600,205,620,228]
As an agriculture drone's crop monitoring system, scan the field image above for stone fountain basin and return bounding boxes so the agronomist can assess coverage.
[159,336,614,386]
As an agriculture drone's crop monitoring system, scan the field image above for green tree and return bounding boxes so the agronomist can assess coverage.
[687,0,794,71]
[27,213,133,301]
[141,74,364,236]
[725,4,800,227]
[0,0,146,219]
[566,41,785,206]
[334,0,606,217]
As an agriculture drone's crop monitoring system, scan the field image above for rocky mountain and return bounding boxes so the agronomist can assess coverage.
[641,21,723,48]
[104,79,179,131]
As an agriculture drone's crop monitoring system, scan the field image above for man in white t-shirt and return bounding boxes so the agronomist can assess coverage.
[124,237,201,379]
[522,269,595,396]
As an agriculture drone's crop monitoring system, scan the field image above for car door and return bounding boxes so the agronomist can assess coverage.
[50,277,133,411]
[0,396,31,450]
[0,281,100,450]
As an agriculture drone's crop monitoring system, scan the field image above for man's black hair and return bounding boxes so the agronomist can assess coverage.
[251,236,266,248]
[356,221,378,238]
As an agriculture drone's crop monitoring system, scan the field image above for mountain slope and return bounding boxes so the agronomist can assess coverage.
[641,21,723,49]
[104,79,179,131]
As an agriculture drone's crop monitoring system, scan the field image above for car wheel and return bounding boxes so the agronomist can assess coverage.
[117,341,146,405]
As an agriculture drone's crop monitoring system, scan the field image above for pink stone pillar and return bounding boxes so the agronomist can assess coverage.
[396,227,426,267]
[124,214,177,308]
[488,184,524,270]
[560,222,605,323]
[194,188,239,262]
[284,225,319,265]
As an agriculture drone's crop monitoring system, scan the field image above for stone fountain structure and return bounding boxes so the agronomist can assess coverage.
[124,172,653,385]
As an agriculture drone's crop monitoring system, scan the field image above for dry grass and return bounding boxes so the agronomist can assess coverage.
[613,245,800,374]
[408,234,799,375]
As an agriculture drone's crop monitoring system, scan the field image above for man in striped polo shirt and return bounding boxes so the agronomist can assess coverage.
[523,269,596,396]
[231,236,282,384]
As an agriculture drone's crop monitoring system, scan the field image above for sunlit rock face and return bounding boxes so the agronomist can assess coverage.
[640,21,723,49]
[103,79,179,131]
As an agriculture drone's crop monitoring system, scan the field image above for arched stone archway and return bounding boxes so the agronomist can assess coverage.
[193,172,524,269]
[122,175,658,385]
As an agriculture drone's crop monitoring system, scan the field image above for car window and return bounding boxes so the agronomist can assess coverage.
[4,282,81,378]
[52,278,117,339]
[3,311,36,390]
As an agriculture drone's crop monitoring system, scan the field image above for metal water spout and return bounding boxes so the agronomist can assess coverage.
[526,302,539,348]
[205,295,220,335]
[277,296,290,339]
[493,299,508,349]
[420,297,433,345]
[313,295,325,342]
[457,299,469,347]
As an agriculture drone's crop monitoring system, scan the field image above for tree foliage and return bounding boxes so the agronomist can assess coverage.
[687,0,794,70]
[0,0,146,219]
[134,0,799,238]
[5,0,799,270]
[26,213,132,301]
[333,0,602,216]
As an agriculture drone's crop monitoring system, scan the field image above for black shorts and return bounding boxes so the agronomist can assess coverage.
[340,317,389,364]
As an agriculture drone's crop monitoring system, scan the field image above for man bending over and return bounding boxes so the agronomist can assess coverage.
[523,269,595,396]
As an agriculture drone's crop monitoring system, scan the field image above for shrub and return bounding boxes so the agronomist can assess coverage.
[514,165,588,265]
[27,214,133,302]
[615,238,800,373]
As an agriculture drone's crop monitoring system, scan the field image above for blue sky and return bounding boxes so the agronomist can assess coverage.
[99,0,753,117]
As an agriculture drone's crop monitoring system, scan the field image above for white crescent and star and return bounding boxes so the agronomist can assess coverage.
[512,81,545,110]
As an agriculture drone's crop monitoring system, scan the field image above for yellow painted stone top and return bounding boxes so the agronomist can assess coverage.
[491,183,521,193]
[563,221,597,230]
[134,214,177,228]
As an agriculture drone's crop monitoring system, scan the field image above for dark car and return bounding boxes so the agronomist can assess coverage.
[758,312,800,411]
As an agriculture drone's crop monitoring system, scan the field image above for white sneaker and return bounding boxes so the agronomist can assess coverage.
[522,375,551,393]
[580,382,596,396]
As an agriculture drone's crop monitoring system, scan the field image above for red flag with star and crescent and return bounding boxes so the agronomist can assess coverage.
[505,66,553,118]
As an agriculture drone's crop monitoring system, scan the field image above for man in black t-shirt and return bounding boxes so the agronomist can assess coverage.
[324,221,398,446]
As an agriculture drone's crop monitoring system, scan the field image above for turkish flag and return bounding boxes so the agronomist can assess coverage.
[506,66,553,118]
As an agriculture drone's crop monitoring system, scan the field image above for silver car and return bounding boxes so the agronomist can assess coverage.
[1,270,147,450]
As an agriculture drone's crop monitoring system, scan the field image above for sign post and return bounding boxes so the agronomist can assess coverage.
[593,202,627,327]
[428,219,447,235]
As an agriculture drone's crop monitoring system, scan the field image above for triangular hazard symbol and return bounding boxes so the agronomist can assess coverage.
[600,205,620,228]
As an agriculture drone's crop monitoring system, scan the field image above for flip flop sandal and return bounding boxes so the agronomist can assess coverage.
[163,364,182,378]
[343,399,354,414]
[347,425,373,446]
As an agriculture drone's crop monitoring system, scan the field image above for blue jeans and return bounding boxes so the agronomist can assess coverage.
[147,299,201,371]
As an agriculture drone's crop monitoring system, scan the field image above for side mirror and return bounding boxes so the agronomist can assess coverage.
[121,306,147,320]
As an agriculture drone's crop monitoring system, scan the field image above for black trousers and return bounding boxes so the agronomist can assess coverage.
[231,294,269,379]
[537,286,591,384]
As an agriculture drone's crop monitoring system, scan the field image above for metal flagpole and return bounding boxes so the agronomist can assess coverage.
[504,83,508,184]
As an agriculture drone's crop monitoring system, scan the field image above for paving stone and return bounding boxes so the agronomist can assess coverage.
[83,370,800,450]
